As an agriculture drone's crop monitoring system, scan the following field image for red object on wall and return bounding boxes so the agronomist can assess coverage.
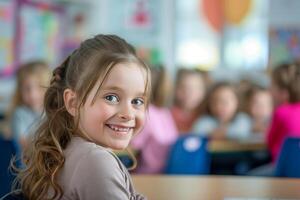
[201,0,223,32]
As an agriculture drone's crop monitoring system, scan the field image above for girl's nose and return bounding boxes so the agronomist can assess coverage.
[118,105,134,120]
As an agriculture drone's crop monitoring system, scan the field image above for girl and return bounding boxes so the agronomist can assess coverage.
[245,85,273,137]
[130,65,178,174]
[171,68,206,133]
[248,62,300,176]
[267,62,300,162]
[13,35,150,200]
[10,61,51,149]
[193,81,252,140]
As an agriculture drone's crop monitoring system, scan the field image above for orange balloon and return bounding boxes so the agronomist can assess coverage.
[201,0,223,32]
[224,0,252,25]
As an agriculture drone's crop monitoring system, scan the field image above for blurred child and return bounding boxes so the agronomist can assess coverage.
[131,65,178,174]
[10,61,51,149]
[171,68,206,133]
[246,85,273,137]
[11,35,149,199]
[267,62,300,162]
[193,81,252,140]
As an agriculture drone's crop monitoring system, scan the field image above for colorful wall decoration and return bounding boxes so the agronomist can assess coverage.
[269,28,300,66]
[202,0,252,32]
[0,0,64,77]
[0,0,16,77]
[18,0,64,68]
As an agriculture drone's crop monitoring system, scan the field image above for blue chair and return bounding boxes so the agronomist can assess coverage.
[0,190,26,200]
[165,135,210,175]
[275,137,300,178]
[0,136,21,197]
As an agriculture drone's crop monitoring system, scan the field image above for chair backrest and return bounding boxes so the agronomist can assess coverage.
[275,137,300,178]
[0,190,26,200]
[165,135,210,175]
[0,136,21,197]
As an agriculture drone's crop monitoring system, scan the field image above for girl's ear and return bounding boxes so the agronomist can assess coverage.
[64,89,78,117]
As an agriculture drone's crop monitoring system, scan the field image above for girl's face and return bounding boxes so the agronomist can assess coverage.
[21,75,45,112]
[250,91,273,120]
[176,74,205,110]
[210,87,238,123]
[78,63,147,150]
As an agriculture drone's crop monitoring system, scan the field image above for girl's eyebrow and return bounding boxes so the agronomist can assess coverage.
[102,86,122,92]
[102,86,145,97]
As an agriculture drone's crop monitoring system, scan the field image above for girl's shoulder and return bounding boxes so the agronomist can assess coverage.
[61,137,127,184]
[59,137,134,199]
[65,137,118,165]
[13,106,31,115]
[274,103,300,115]
[193,115,218,131]
[195,115,217,123]
[12,106,37,118]
[234,112,251,120]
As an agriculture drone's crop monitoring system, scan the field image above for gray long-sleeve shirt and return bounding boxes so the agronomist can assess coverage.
[57,137,146,200]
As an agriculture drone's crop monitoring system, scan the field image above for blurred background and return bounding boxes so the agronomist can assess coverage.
[1,0,300,112]
[1,1,300,189]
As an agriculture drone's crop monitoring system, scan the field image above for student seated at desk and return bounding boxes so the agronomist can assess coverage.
[170,68,207,134]
[193,81,252,140]
[267,62,300,162]
[131,66,178,174]
[9,61,51,149]
[248,62,300,177]
[244,84,273,141]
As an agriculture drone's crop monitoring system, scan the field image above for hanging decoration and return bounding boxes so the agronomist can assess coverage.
[201,0,252,32]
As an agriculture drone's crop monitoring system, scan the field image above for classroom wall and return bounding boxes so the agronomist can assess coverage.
[1,0,300,114]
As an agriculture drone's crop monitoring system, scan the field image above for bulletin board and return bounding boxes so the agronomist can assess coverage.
[17,0,64,68]
[269,28,300,66]
[0,0,16,77]
[0,0,64,78]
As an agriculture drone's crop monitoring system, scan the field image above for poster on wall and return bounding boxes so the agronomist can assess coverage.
[0,0,15,77]
[269,28,300,67]
[18,1,63,68]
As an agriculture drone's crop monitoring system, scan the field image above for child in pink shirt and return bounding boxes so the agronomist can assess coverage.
[131,66,178,173]
[267,62,300,162]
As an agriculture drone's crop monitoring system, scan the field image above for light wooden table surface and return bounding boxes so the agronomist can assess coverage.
[117,139,267,156]
[209,139,267,153]
[132,175,300,200]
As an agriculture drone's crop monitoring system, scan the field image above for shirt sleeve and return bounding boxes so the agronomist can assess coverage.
[72,149,130,200]
[227,113,252,140]
[192,115,217,136]
[11,109,28,138]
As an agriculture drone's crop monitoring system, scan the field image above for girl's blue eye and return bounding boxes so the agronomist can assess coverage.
[105,95,119,103]
[132,98,144,106]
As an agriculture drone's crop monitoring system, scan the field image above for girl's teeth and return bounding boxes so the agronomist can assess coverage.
[109,125,130,132]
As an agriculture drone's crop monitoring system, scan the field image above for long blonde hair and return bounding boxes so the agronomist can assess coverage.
[15,35,151,200]
[10,61,51,112]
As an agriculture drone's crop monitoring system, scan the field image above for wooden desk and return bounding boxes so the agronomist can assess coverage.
[118,140,267,156]
[209,140,266,153]
[132,175,300,200]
